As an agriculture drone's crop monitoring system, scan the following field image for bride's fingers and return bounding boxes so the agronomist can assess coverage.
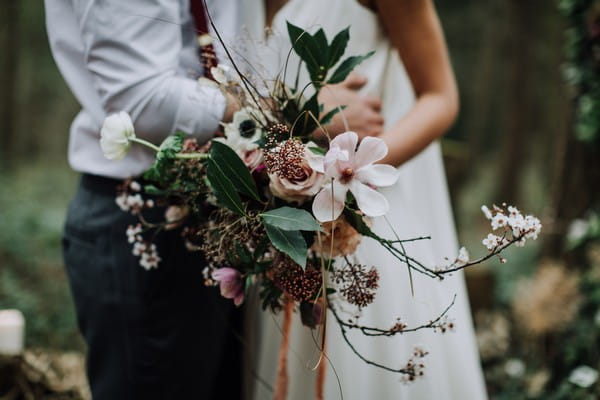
[343,72,368,90]
[365,96,383,111]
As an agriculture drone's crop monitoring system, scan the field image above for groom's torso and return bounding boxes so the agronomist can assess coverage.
[45,0,242,179]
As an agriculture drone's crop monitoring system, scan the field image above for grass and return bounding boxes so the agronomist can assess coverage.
[0,161,83,351]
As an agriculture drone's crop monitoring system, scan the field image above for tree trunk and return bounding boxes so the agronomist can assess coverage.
[0,0,19,167]
[495,0,535,205]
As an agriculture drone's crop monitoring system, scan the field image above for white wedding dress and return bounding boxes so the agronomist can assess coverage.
[241,1,488,399]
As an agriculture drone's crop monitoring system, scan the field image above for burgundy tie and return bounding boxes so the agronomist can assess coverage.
[189,0,218,79]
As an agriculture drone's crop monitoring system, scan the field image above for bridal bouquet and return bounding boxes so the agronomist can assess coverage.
[100,22,542,379]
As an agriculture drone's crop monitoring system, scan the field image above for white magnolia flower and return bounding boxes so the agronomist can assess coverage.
[568,366,598,388]
[312,131,399,222]
[100,111,136,160]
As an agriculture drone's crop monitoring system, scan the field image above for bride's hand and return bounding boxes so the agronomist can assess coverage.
[315,72,384,140]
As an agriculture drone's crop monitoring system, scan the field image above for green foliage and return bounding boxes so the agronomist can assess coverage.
[263,224,307,268]
[343,207,378,241]
[319,105,347,126]
[285,21,373,137]
[206,157,245,216]
[560,0,600,143]
[209,141,260,201]
[286,22,373,87]
[143,132,185,183]
[327,52,375,84]
[260,206,321,232]
[0,164,82,351]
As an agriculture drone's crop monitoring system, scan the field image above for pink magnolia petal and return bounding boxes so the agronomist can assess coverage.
[348,180,389,217]
[312,180,348,222]
[355,164,399,188]
[329,131,358,154]
[306,148,325,173]
[323,146,347,177]
[354,136,388,169]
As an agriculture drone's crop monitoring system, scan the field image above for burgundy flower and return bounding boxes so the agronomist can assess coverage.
[211,267,244,306]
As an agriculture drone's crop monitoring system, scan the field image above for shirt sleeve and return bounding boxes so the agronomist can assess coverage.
[74,0,226,143]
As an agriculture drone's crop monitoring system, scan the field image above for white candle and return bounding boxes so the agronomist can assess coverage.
[0,309,25,355]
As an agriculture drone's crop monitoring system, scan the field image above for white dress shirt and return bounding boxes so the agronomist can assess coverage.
[45,0,241,178]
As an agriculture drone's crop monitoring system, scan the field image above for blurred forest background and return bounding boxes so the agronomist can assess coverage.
[0,0,599,398]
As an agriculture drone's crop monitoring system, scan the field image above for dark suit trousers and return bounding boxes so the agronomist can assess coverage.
[62,175,242,399]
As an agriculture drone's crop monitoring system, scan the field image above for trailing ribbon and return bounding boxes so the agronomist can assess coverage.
[274,301,293,400]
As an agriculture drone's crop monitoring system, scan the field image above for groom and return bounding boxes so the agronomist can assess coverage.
[45,0,384,398]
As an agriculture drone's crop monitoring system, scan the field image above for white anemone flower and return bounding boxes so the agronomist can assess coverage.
[311,131,399,222]
[221,107,265,153]
[100,111,136,160]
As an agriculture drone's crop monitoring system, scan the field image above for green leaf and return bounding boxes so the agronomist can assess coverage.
[143,184,166,196]
[210,141,260,201]
[343,207,379,241]
[328,27,350,68]
[158,132,184,158]
[287,22,328,84]
[206,158,245,216]
[327,52,375,84]
[234,241,253,265]
[260,207,322,231]
[264,223,307,268]
[293,93,320,136]
[245,275,253,294]
[319,105,347,126]
[308,146,326,156]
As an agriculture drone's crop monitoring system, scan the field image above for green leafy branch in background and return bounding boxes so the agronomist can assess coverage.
[560,0,600,143]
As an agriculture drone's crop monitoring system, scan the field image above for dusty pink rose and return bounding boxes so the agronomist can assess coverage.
[269,144,325,203]
[211,267,244,306]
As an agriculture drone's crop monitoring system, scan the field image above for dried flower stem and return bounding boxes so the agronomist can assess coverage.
[326,295,456,376]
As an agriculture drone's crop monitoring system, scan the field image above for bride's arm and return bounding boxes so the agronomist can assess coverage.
[374,0,459,166]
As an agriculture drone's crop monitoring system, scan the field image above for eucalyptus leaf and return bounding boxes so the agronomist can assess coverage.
[210,141,260,201]
[260,206,322,231]
[264,223,307,268]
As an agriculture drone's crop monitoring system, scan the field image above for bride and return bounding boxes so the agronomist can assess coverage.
[243,0,488,398]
